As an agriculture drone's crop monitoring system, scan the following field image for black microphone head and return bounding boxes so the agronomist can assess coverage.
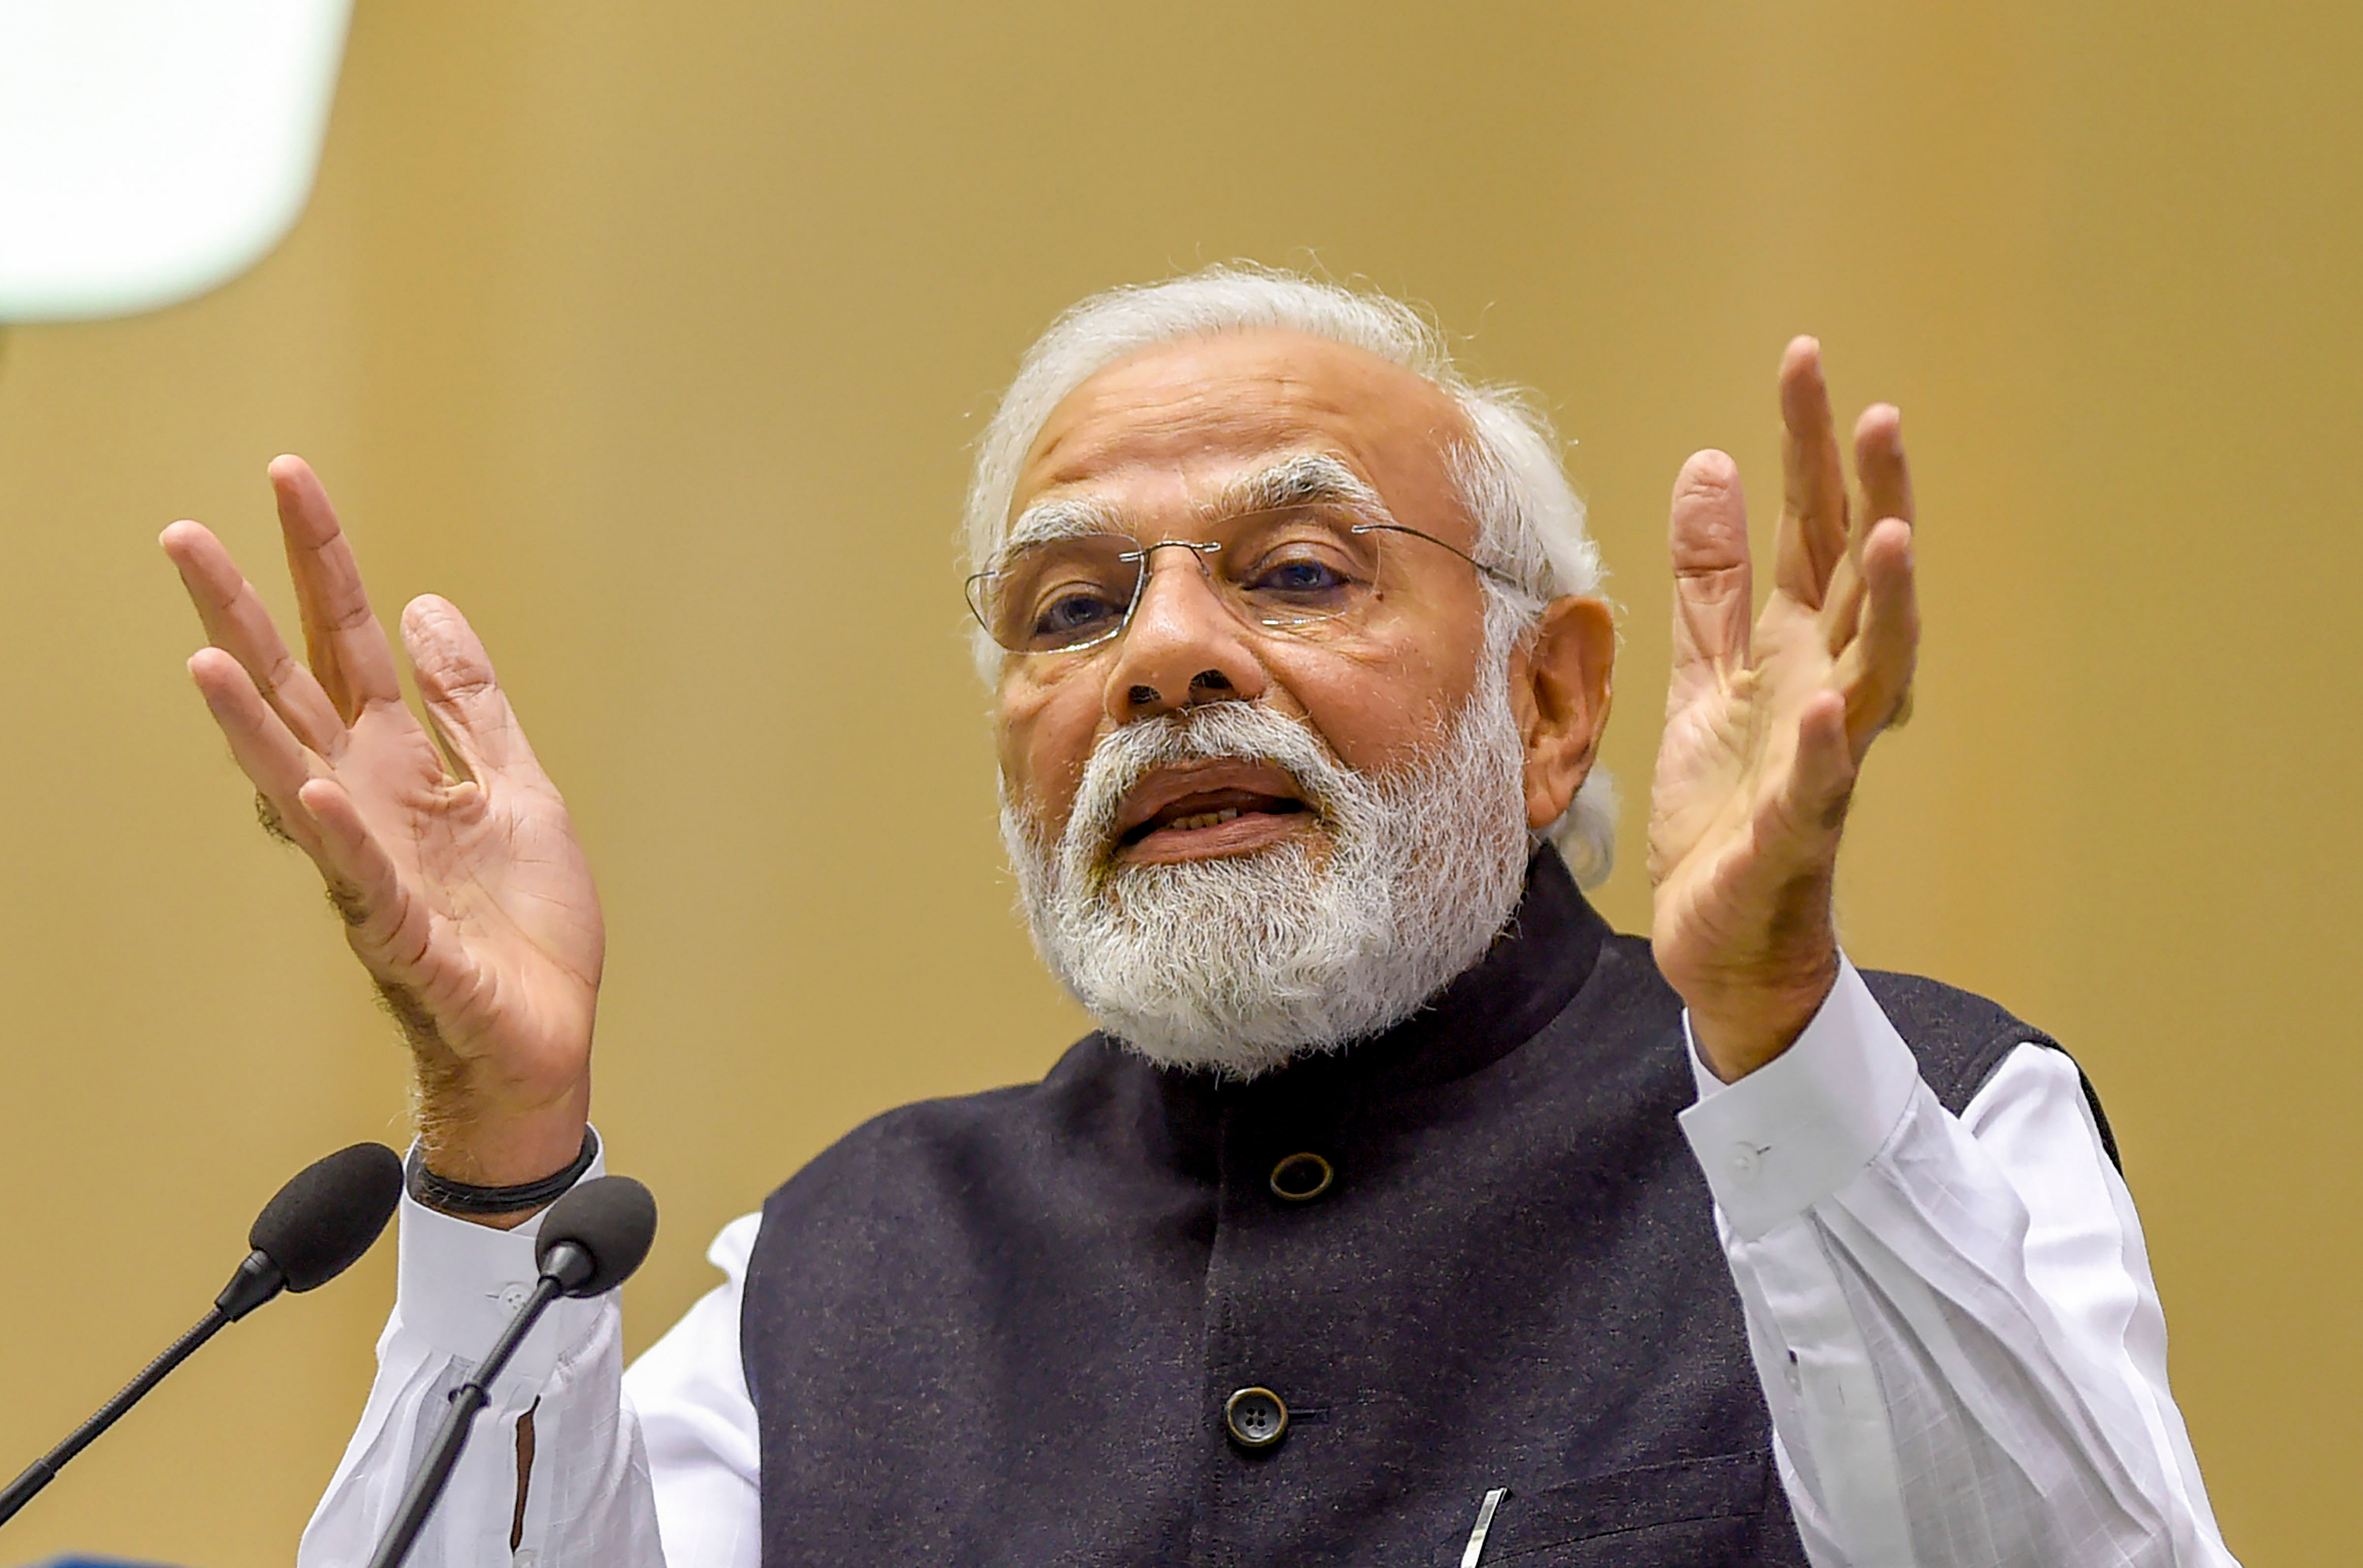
[249,1142,404,1294]
[535,1175,657,1298]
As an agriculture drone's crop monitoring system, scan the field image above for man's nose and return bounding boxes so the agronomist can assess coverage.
[1104,550,1269,723]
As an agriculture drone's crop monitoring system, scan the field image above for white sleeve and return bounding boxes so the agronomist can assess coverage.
[298,1149,763,1568]
[626,1214,764,1568]
[1677,959,2239,1568]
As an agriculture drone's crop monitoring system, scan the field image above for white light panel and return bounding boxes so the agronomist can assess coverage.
[0,0,353,322]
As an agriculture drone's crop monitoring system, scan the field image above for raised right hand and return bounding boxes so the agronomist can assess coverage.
[162,456,603,1201]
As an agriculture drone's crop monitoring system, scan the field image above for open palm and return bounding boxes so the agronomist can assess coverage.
[1647,340,1919,1079]
[163,457,601,1183]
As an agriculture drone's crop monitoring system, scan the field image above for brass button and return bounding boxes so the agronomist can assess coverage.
[1268,1152,1334,1203]
[1224,1385,1288,1449]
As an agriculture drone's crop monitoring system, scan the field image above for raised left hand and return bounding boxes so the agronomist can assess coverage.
[1648,337,1918,1081]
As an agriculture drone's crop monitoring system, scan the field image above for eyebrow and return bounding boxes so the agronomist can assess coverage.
[1002,496,1124,552]
[1000,453,1392,558]
[1206,452,1390,522]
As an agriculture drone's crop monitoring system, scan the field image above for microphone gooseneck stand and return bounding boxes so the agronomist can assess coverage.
[0,1306,230,1526]
[0,1141,402,1532]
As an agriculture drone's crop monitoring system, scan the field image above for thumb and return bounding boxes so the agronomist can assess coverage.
[1668,450,1754,704]
[403,596,541,782]
[1777,690,1858,848]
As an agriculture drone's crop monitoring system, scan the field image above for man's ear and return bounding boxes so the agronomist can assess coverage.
[1507,596,1616,832]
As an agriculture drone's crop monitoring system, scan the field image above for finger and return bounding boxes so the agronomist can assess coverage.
[1774,337,1850,609]
[403,596,543,782]
[187,647,326,857]
[162,519,349,755]
[1668,450,1753,703]
[1819,407,1912,657]
[1819,549,1867,656]
[1853,403,1915,533]
[270,456,405,721]
[1835,517,1919,752]
[298,777,439,981]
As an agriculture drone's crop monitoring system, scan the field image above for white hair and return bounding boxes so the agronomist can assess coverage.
[964,264,1618,888]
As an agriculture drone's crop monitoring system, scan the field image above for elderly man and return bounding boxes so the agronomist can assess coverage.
[163,270,2235,1566]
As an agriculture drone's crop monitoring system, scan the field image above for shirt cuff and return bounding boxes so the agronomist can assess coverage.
[1676,957,1920,1242]
[394,1130,611,1399]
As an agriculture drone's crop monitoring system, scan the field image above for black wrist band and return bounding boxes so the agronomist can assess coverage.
[406,1127,599,1216]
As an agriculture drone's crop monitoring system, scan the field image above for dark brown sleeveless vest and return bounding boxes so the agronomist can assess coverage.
[742,852,2103,1565]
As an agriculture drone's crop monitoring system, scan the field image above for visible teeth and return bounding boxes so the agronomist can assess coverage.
[1168,808,1241,832]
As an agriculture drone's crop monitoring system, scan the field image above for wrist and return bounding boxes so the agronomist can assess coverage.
[413,1068,591,1213]
[408,1127,598,1230]
[1679,952,1841,1083]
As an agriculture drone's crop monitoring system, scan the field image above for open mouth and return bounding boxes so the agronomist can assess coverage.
[1109,761,1318,863]
[1118,790,1310,848]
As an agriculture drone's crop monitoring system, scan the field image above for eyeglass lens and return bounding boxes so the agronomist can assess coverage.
[971,508,1387,654]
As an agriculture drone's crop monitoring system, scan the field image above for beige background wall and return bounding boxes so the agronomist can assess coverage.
[0,0,2350,1560]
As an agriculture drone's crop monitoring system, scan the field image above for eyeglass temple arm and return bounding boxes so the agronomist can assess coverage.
[1347,523,1528,594]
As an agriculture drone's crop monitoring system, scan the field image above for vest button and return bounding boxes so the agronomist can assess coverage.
[1223,1385,1289,1449]
[1268,1151,1335,1203]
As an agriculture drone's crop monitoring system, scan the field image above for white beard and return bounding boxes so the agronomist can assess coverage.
[1000,667,1534,1080]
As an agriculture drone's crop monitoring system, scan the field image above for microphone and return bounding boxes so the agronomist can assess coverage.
[365,1175,657,1568]
[0,1141,402,1529]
